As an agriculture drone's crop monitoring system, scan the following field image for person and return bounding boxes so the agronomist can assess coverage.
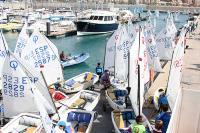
[55,121,66,133]
[158,89,168,111]
[100,70,111,89]
[152,120,163,133]
[155,105,171,133]
[60,51,70,61]
[95,62,103,79]
[128,115,146,133]
[60,51,67,61]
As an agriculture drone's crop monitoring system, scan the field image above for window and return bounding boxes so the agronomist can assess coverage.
[89,16,94,20]
[104,16,108,21]
[93,16,98,20]
[98,16,103,20]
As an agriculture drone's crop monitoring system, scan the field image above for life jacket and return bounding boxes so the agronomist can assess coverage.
[131,123,146,133]
[96,66,103,74]
[53,91,65,101]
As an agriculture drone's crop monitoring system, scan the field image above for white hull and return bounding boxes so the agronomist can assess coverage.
[61,53,90,67]
[62,72,99,94]
[105,77,127,111]
[52,91,69,108]
[58,90,100,113]
[52,109,95,133]
[105,89,126,111]
[1,113,43,133]
[77,31,114,36]
[111,109,152,133]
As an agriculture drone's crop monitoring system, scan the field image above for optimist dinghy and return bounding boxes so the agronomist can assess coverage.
[1,113,43,133]
[58,90,100,112]
[61,53,90,68]
[62,72,99,94]
[53,109,96,133]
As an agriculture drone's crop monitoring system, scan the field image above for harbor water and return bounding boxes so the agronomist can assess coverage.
[4,12,188,80]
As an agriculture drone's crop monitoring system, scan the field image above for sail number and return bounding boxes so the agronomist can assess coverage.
[24,45,56,68]
[2,74,38,98]
[0,50,9,58]
[147,45,158,58]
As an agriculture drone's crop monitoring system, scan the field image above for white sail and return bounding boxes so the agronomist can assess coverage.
[127,20,138,44]
[167,88,182,133]
[155,25,175,60]
[32,86,55,133]
[167,16,177,38]
[14,23,29,57]
[129,32,140,116]
[140,30,150,84]
[167,89,200,133]
[138,29,149,113]
[2,53,38,117]
[0,32,8,90]
[145,32,162,72]
[115,25,131,81]
[167,29,186,110]
[104,25,122,71]
[21,30,64,86]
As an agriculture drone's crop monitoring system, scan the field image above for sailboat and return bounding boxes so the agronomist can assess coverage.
[153,27,186,110]
[111,27,152,133]
[1,51,56,132]
[155,16,176,60]
[105,24,133,110]
[57,89,100,118]
[20,29,98,94]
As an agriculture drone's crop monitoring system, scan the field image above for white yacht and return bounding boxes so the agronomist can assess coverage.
[76,10,118,36]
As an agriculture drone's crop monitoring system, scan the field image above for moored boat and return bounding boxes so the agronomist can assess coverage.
[61,53,90,68]
[53,109,96,133]
[58,90,100,112]
[76,10,118,36]
[62,72,99,94]
[1,113,43,133]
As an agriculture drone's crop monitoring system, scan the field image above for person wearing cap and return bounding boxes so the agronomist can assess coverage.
[55,121,66,133]
[155,105,171,133]
[130,115,146,133]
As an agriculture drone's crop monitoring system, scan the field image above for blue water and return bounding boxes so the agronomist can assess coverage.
[3,12,188,80]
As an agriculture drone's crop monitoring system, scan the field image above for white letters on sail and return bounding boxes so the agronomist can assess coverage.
[167,29,185,110]
[14,23,29,57]
[21,30,64,86]
[104,25,122,71]
[115,25,131,81]
[2,53,38,117]
[145,32,162,72]
[32,86,55,133]
[0,32,8,90]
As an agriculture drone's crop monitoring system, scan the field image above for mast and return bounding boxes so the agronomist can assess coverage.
[138,26,141,116]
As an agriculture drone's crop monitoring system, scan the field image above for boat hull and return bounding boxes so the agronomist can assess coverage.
[76,21,118,36]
